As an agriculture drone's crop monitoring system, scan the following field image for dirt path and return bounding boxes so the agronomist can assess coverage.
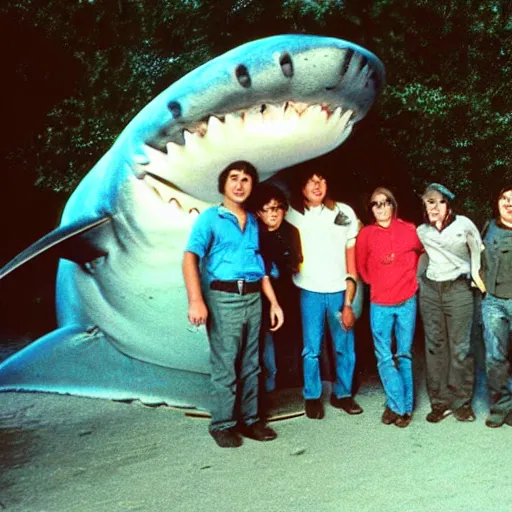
[1,374,510,512]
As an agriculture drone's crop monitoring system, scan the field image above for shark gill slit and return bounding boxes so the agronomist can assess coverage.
[341,48,355,78]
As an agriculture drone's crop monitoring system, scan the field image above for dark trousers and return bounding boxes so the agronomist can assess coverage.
[419,275,475,409]
[206,289,262,431]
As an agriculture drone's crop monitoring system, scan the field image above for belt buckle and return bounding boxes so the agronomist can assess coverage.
[237,279,244,295]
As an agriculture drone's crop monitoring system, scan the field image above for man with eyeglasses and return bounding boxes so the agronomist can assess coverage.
[251,184,303,393]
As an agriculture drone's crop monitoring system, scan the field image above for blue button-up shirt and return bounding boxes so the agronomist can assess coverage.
[185,205,265,283]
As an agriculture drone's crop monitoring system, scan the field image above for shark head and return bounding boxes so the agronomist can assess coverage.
[116,35,384,205]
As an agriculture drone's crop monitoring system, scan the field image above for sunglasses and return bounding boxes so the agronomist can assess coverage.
[370,200,392,209]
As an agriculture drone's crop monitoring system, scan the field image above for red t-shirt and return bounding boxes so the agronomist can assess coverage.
[356,218,423,305]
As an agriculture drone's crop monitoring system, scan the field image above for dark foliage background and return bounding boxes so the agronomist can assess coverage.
[1,0,511,338]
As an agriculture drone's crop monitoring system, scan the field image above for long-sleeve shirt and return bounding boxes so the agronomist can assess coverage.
[258,220,303,285]
[482,219,512,299]
[416,215,482,282]
[356,218,423,305]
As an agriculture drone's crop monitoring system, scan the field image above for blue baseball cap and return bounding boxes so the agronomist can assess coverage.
[425,183,456,201]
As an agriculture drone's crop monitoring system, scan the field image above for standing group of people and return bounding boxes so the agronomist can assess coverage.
[183,160,512,448]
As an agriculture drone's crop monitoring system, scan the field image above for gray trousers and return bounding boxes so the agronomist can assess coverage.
[205,289,262,431]
[482,293,512,417]
[419,275,475,409]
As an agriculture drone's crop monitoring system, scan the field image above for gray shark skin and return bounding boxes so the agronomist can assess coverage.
[0,35,384,410]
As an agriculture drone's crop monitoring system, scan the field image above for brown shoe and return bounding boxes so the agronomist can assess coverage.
[330,396,363,415]
[454,404,476,422]
[305,399,324,419]
[381,407,400,425]
[395,414,412,428]
[210,428,243,448]
[426,405,452,423]
[485,412,506,428]
[238,421,277,442]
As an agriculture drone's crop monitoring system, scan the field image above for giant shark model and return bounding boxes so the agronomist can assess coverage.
[0,35,384,410]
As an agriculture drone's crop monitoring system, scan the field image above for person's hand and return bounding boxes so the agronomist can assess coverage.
[470,273,487,295]
[269,302,284,332]
[188,299,208,326]
[340,305,355,331]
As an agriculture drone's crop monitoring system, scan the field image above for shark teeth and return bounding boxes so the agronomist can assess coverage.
[142,101,355,205]
[224,112,244,131]
[142,172,211,214]
[262,103,285,121]
[175,101,348,150]
[205,116,224,143]
[337,108,354,131]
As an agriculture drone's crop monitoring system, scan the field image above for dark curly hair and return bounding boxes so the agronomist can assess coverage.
[249,184,289,213]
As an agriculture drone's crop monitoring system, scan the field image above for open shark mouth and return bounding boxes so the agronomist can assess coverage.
[140,100,354,209]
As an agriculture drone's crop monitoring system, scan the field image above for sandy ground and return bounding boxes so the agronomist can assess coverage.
[1,370,511,512]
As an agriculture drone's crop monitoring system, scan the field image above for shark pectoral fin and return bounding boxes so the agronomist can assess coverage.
[0,325,212,410]
[0,216,111,279]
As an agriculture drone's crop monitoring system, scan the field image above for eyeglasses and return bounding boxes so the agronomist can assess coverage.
[370,200,392,209]
[261,205,284,214]
[499,194,512,204]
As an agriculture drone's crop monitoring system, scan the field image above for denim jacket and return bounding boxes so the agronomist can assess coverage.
[482,219,512,299]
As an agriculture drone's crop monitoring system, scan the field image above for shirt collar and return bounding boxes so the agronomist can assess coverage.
[218,205,253,223]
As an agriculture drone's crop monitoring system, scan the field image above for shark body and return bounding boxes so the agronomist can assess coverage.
[0,35,384,409]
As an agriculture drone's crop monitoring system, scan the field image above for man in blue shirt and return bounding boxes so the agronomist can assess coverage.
[183,161,284,448]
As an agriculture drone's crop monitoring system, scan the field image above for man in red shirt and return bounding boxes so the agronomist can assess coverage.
[356,187,423,427]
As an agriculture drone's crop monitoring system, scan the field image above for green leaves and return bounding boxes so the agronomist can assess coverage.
[2,0,511,220]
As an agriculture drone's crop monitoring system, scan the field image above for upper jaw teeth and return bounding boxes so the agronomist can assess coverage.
[175,101,349,144]
[141,100,354,204]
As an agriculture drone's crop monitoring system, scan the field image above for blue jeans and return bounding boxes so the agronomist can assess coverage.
[370,296,417,415]
[482,293,512,416]
[300,289,355,400]
[262,331,277,392]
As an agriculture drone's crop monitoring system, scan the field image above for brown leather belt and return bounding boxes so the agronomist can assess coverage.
[210,279,261,295]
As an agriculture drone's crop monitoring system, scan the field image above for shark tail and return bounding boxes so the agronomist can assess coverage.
[0,325,212,410]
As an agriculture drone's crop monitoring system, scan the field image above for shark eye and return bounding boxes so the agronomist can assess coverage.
[279,53,294,78]
[235,64,251,88]
[167,101,182,119]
